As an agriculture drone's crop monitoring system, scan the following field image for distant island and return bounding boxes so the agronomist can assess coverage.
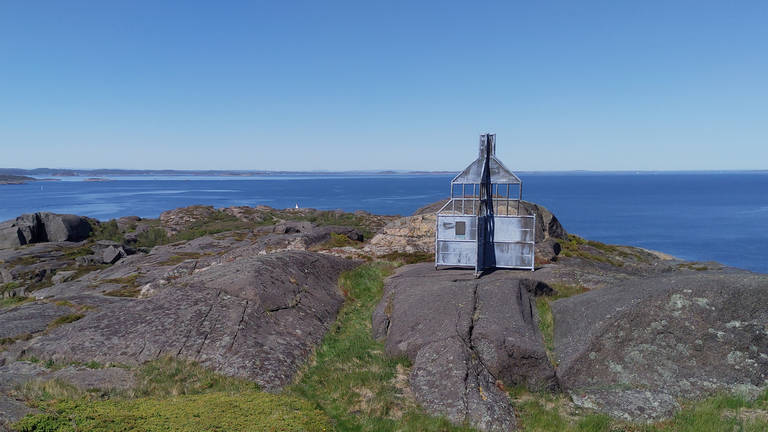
[0,168,456,178]
[0,174,36,185]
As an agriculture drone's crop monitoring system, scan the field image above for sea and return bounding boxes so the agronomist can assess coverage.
[1,172,767,274]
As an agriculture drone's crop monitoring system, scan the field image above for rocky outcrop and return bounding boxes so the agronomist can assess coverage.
[0,361,134,428]
[553,271,768,422]
[365,199,566,257]
[159,205,219,235]
[16,251,357,390]
[0,213,92,248]
[0,302,76,340]
[373,263,556,431]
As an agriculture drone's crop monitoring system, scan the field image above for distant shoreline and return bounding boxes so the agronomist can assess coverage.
[1,168,767,178]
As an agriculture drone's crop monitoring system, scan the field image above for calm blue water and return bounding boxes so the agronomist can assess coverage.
[1,173,767,273]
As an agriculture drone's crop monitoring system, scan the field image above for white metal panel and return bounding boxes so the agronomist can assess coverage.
[436,239,477,266]
[436,215,478,241]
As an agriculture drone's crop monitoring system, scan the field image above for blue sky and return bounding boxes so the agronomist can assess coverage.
[1,1,766,171]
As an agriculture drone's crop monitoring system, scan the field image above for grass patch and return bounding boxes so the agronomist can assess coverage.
[557,235,628,267]
[9,255,40,268]
[677,262,709,271]
[128,357,260,398]
[535,283,590,367]
[0,295,33,309]
[311,232,361,251]
[66,263,110,281]
[288,262,473,432]
[47,313,85,330]
[283,210,379,240]
[1,281,23,294]
[379,251,435,265]
[514,394,612,431]
[169,212,254,243]
[15,358,330,432]
[90,219,123,243]
[157,252,205,266]
[62,246,94,259]
[14,391,332,432]
[0,332,32,346]
[136,227,168,248]
[102,273,141,297]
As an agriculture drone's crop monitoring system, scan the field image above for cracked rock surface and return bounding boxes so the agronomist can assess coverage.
[553,271,768,422]
[7,250,356,390]
[372,263,556,431]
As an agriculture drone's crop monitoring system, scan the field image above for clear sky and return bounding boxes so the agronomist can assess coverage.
[1,1,766,171]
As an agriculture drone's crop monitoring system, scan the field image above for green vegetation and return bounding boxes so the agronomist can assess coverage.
[1,332,32,346]
[288,263,472,432]
[1,281,23,294]
[170,212,254,242]
[90,219,123,243]
[9,255,41,268]
[312,232,359,250]
[558,235,625,267]
[47,313,85,330]
[677,262,709,271]
[511,388,613,432]
[127,357,260,398]
[62,246,94,259]
[158,252,205,266]
[379,251,434,265]
[15,392,331,432]
[136,227,168,248]
[15,357,330,432]
[535,283,589,366]
[283,210,381,240]
[0,295,32,309]
[508,387,768,432]
[102,273,142,297]
[11,259,768,432]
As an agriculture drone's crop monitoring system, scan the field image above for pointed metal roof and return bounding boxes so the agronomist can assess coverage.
[451,134,521,185]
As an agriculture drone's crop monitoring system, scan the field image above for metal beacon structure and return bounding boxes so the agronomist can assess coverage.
[435,134,535,277]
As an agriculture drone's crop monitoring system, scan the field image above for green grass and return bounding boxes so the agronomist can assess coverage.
[136,227,168,248]
[1,281,23,294]
[10,259,768,432]
[127,357,260,398]
[62,246,94,259]
[288,262,473,432]
[15,357,329,432]
[14,392,332,432]
[514,394,612,431]
[0,332,32,346]
[557,235,625,267]
[676,262,710,271]
[0,295,32,309]
[47,313,85,330]
[534,282,590,366]
[157,252,205,266]
[90,219,123,243]
[283,210,380,240]
[510,388,768,432]
[378,251,435,265]
[102,273,142,297]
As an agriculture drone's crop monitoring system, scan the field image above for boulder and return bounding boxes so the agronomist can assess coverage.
[38,213,92,242]
[553,271,768,421]
[100,245,126,264]
[51,270,77,284]
[373,263,556,431]
[19,251,357,390]
[0,213,92,248]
